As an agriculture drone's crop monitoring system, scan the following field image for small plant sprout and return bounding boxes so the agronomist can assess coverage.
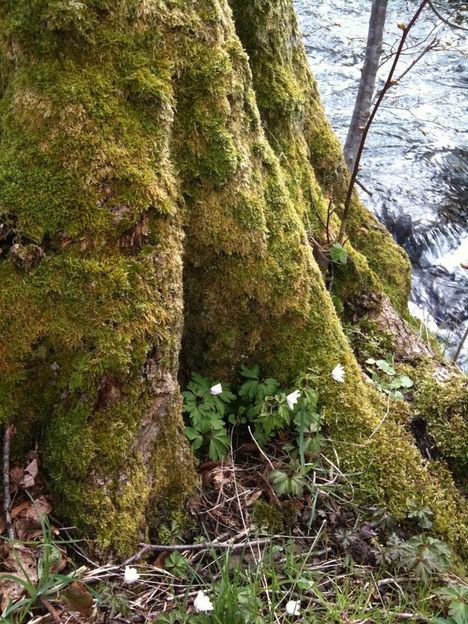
[193,590,214,612]
[123,566,140,583]
[365,356,413,399]
[332,363,345,383]
[285,599,301,616]
[286,389,301,410]
[210,383,223,395]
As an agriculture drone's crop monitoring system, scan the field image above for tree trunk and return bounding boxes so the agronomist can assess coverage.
[0,0,197,556]
[344,0,389,172]
[0,0,465,557]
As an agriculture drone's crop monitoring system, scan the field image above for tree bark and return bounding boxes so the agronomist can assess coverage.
[344,0,389,173]
[0,0,465,557]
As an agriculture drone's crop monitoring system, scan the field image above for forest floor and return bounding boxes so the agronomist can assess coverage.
[0,438,466,624]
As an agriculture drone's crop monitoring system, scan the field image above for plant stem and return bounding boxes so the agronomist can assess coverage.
[338,0,430,245]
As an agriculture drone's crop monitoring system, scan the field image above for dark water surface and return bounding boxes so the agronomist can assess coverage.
[294,0,468,369]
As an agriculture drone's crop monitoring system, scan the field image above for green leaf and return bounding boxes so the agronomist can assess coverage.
[240,364,260,380]
[449,601,468,624]
[208,430,230,460]
[375,359,396,375]
[397,374,414,388]
[330,242,348,265]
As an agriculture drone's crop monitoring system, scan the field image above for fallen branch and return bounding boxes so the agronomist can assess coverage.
[123,537,271,566]
[39,596,62,624]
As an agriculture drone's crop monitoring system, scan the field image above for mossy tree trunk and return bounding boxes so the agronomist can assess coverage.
[0,0,465,557]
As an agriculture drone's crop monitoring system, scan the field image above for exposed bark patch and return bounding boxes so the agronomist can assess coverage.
[95,375,123,410]
[369,297,432,360]
[409,417,438,461]
[119,214,149,253]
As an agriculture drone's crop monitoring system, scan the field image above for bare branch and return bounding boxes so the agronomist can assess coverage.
[428,0,468,32]
[338,0,430,245]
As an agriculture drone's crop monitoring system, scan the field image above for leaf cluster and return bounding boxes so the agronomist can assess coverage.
[183,367,324,468]
[366,356,413,400]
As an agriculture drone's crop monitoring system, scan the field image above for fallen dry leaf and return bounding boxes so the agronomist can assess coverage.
[61,581,94,617]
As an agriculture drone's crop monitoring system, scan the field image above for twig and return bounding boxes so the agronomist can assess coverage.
[123,538,271,566]
[395,36,440,83]
[355,179,373,196]
[452,324,468,365]
[428,0,468,31]
[2,424,16,540]
[39,596,62,623]
[248,426,274,470]
[338,0,430,245]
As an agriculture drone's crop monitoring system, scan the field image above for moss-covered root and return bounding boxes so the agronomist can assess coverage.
[175,0,466,553]
[0,1,196,556]
[230,0,411,313]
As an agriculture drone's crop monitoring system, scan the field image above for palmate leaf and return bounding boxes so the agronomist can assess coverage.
[330,242,348,265]
[208,430,230,460]
[187,372,212,396]
[449,600,468,624]
[240,364,261,380]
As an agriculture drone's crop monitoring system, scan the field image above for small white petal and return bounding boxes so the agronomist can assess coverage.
[286,389,301,410]
[210,383,223,396]
[194,590,214,612]
[331,364,345,383]
[123,566,140,583]
[285,599,301,616]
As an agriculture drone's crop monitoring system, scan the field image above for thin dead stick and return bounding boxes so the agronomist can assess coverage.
[338,0,430,245]
[452,323,468,365]
[39,596,62,624]
[123,537,271,566]
[248,426,274,469]
[428,0,468,32]
[3,424,16,540]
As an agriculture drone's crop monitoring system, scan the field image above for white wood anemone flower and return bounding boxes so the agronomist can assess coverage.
[285,599,301,616]
[286,389,301,410]
[210,383,223,395]
[194,590,214,612]
[331,363,345,383]
[123,566,140,584]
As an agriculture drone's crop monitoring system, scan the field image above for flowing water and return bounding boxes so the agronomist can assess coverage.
[294,0,468,369]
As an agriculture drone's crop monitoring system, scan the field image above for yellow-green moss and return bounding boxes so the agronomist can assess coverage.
[1,0,465,559]
[175,0,466,553]
[414,375,468,492]
[0,0,197,556]
[229,0,411,313]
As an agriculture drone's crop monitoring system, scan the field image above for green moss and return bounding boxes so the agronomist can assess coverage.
[230,0,411,313]
[0,0,197,556]
[414,376,468,492]
[1,0,465,558]
[175,0,466,554]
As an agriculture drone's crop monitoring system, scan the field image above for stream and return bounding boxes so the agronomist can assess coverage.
[294,0,468,369]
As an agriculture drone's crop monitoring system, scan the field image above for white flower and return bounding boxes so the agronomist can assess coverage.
[331,364,345,383]
[285,599,301,616]
[210,383,223,395]
[194,590,214,612]
[123,566,140,584]
[286,389,301,410]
